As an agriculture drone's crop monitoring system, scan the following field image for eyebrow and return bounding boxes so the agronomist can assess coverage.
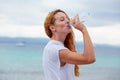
[59,16,68,20]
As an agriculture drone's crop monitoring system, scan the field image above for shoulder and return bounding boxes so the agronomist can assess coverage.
[45,40,67,51]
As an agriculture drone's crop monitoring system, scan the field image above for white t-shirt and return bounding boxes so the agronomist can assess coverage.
[43,40,75,80]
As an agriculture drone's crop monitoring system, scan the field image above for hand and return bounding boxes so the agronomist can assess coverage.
[71,14,86,32]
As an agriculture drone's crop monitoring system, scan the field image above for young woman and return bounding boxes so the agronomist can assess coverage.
[43,9,96,80]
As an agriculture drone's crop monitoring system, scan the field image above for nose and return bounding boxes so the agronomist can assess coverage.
[66,18,70,24]
[66,19,71,28]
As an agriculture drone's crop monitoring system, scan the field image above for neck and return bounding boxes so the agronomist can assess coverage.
[51,34,67,43]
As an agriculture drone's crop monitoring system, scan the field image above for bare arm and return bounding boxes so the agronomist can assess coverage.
[59,15,96,65]
[81,26,96,64]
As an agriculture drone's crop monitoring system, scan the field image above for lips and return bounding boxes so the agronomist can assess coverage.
[67,23,72,28]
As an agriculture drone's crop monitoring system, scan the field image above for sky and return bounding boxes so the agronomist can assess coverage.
[0,0,120,46]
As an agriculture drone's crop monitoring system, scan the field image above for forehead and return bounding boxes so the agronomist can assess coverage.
[54,12,67,19]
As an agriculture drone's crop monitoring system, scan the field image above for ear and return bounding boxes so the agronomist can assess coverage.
[49,26,56,32]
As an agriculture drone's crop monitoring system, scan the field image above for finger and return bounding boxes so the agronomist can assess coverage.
[70,18,74,24]
[76,14,81,23]
[71,17,76,25]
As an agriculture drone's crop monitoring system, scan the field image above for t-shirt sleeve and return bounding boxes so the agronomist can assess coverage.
[49,45,67,68]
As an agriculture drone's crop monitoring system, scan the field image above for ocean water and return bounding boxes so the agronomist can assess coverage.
[0,43,120,80]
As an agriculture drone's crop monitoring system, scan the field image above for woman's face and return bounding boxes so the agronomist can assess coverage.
[53,12,72,34]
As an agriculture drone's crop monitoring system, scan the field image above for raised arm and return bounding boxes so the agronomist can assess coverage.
[59,15,96,65]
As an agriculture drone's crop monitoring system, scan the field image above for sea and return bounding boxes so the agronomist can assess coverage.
[0,39,120,80]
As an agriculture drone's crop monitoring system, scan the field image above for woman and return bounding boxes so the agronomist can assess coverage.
[43,9,96,80]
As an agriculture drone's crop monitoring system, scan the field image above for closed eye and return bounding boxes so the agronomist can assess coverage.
[60,17,65,21]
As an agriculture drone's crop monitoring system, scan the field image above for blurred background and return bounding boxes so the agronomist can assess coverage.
[0,0,120,80]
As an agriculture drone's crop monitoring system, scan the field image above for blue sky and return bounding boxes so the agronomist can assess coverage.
[0,0,120,46]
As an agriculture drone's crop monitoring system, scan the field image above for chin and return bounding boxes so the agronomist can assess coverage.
[69,29,72,32]
[67,30,72,34]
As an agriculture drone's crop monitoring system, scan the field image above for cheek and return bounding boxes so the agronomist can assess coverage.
[57,26,71,33]
[56,24,66,30]
[58,24,66,28]
[61,24,66,27]
[56,22,66,27]
[55,23,70,32]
